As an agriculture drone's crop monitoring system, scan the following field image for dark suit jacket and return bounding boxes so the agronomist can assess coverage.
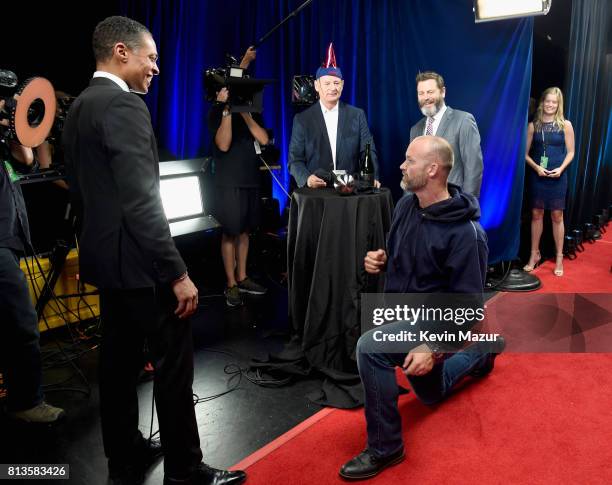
[410,106,483,198]
[63,77,186,289]
[288,101,378,187]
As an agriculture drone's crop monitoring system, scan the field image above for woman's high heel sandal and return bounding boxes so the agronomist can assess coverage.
[554,254,564,277]
[523,251,542,272]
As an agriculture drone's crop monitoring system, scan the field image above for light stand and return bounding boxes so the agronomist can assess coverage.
[486,261,542,292]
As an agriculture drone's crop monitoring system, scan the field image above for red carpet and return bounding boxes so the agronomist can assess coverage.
[236,355,612,484]
[235,229,612,484]
[531,228,612,292]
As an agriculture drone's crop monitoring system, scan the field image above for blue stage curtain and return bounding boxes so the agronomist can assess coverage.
[120,0,532,264]
[564,0,612,228]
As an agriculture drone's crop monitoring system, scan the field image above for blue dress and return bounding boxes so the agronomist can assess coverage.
[528,121,568,210]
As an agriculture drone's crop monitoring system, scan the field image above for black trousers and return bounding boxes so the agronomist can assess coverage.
[98,286,202,478]
[0,247,43,412]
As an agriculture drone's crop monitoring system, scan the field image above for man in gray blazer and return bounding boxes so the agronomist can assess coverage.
[409,71,483,198]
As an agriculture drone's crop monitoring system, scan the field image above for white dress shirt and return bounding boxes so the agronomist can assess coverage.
[423,104,448,136]
[93,71,130,92]
[320,100,340,170]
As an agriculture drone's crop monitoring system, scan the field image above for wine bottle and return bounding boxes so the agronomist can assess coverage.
[360,142,374,187]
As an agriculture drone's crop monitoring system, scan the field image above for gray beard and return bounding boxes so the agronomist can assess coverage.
[420,100,444,118]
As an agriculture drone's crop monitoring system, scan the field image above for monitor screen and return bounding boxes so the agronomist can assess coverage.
[159,175,203,221]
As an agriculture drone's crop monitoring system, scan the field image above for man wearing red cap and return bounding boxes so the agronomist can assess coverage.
[289,43,379,188]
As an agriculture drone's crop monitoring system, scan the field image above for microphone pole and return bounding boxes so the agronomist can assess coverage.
[252,0,314,48]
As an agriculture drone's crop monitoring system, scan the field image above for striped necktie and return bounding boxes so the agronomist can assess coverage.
[425,117,434,136]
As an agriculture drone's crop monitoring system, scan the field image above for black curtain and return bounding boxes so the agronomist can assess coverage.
[564,0,612,228]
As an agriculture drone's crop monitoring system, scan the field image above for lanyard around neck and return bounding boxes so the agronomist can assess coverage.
[541,124,548,156]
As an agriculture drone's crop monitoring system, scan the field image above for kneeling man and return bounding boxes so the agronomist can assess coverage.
[339,136,504,480]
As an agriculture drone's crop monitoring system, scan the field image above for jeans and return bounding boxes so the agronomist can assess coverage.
[356,320,491,457]
[0,247,43,411]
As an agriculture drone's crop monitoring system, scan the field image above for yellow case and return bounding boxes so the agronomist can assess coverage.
[19,249,100,332]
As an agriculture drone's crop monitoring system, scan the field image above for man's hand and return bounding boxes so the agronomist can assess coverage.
[216,87,229,104]
[307,174,327,188]
[402,344,435,376]
[172,275,199,319]
[240,46,257,68]
[364,249,387,274]
[374,179,381,189]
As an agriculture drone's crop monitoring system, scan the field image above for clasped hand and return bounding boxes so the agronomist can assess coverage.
[402,344,435,376]
[364,249,387,274]
[537,166,562,178]
[545,167,562,178]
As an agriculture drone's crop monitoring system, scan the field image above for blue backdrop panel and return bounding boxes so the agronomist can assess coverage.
[121,0,533,264]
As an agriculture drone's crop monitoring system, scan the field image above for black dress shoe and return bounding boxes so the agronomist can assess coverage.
[470,335,507,378]
[109,465,146,485]
[164,463,247,485]
[339,448,405,480]
[109,437,164,484]
[138,437,164,468]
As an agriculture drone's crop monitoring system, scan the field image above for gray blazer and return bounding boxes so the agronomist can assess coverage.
[410,106,483,198]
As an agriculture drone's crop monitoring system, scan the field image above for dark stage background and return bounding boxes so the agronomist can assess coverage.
[115,0,534,264]
[2,1,609,264]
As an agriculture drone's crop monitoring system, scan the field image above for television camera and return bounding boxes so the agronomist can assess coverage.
[203,55,275,114]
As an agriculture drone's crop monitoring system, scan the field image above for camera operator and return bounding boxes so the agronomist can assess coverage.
[208,46,269,307]
[0,100,65,424]
[14,88,73,257]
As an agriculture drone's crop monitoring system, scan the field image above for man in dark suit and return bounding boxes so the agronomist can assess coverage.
[63,16,245,485]
[288,44,379,188]
[409,71,483,198]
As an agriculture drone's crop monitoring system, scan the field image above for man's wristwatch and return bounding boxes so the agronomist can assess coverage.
[427,343,446,363]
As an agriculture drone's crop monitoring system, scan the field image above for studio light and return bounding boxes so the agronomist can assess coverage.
[159,158,219,237]
[160,176,202,220]
[474,0,552,23]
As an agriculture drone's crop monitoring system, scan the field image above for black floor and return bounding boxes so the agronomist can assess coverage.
[0,246,325,484]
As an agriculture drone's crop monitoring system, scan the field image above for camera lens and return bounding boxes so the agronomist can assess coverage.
[27,98,46,128]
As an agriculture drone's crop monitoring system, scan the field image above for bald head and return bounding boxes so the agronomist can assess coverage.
[401,136,454,193]
[413,136,454,174]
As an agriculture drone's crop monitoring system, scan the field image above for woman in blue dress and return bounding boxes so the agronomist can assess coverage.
[523,87,575,276]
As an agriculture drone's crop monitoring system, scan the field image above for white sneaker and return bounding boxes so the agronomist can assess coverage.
[9,401,66,423]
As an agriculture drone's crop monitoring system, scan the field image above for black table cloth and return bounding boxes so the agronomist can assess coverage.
[251,187,393,407]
